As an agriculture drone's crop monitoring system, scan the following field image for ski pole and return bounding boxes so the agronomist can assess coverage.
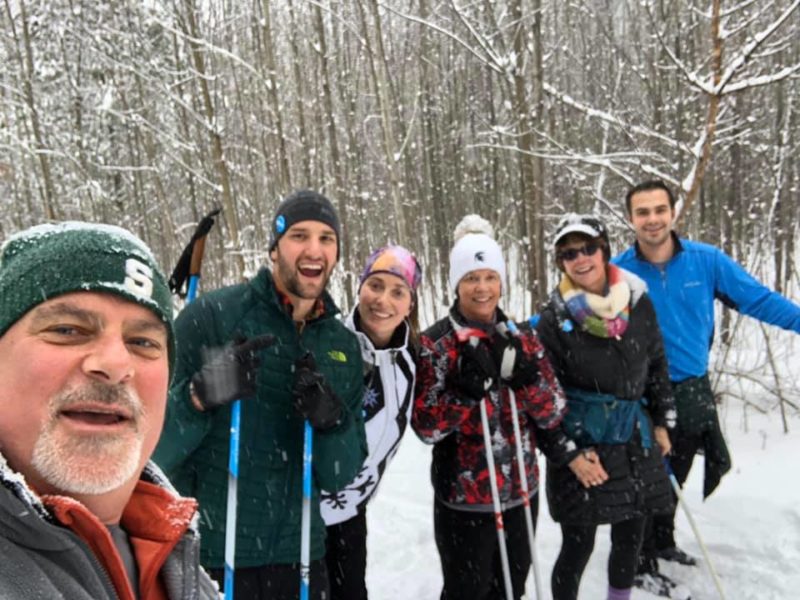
[224,402,241,599]
[295,351,319,600]
[170,209,239,597]
[300,421,313,600]
[506,387,543,599]
[665,460,726,600]
[169,208,221,300]
[455,328,514,600]
[478,396,515,600]
[501,322,543,600]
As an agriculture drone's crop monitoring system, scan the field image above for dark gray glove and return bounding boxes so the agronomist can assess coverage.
[292,352,344,430]
[191,334,276,410]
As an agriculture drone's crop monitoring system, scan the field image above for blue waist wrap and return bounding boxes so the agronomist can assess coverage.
[563,387,652,449]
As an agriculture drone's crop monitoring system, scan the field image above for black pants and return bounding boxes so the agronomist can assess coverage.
[638,431,697,572]
[434,497,537,600]
[640,375,718,569]
[653,431,699,549]
[325,511,368,600]
[552,518,646,600]
[208,559,331,600]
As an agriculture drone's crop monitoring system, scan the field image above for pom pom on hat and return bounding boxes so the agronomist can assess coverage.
[448,214,506,292]
[453,214,495,242]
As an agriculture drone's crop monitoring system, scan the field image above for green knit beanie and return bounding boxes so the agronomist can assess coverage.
[0,222,175,372]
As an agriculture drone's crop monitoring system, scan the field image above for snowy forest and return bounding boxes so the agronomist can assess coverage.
[1,1,798,418]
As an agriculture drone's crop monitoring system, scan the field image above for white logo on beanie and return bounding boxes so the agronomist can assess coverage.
[124,258,154,299]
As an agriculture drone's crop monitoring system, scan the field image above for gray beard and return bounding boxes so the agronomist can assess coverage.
[30,383,145,496]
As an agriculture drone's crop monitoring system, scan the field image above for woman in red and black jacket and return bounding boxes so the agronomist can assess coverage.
[412,215,605,600]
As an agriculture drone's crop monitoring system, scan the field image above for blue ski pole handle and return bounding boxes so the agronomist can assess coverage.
[187,274,201,302]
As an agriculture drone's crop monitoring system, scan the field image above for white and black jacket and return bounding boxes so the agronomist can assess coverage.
[321,307,416,526]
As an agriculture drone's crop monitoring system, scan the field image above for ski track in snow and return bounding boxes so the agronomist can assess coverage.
[367,410,800,599]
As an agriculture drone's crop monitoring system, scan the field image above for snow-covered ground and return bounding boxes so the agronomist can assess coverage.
[367,408,800,599]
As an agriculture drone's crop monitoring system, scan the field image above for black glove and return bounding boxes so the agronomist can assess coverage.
[492,333,540,390]
[191,334,276,410]
[452,340,498,403]
[292,352,344,430]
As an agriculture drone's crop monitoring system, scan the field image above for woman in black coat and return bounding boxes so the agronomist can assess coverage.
[536,214,676,600]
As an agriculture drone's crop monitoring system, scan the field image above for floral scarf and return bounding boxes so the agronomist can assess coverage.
[558,263,630,338]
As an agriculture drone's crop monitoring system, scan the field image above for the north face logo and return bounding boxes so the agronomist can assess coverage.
[475,251,485,262]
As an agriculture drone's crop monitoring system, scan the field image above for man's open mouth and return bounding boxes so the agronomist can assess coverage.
[59,406,133,426]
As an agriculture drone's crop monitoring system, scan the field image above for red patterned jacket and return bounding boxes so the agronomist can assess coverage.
[412,305,576,510]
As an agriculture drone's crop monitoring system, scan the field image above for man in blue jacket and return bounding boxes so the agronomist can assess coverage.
[614,180,800,597]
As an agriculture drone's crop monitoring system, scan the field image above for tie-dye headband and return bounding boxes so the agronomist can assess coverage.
[359,245,422,291]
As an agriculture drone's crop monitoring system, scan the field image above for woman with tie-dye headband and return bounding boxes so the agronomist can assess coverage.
[320,245,422,600]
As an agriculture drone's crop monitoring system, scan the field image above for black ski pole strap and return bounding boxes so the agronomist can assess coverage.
[169,207,222,297]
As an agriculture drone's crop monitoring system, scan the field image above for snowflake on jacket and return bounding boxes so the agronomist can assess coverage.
[412,304,574,510]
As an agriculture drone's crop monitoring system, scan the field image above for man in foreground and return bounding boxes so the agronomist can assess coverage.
[0,222,217,599]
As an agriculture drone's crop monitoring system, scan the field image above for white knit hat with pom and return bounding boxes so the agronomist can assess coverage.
[448,214,506,292]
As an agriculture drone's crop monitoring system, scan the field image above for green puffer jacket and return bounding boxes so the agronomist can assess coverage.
[153,268,366,568]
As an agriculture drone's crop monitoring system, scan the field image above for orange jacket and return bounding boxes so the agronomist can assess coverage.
[44,480,198,600]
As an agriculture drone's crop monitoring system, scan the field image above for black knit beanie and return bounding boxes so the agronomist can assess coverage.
[268,190,341,258]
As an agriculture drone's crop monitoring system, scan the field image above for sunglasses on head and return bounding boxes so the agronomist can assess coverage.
[557,242,603,262]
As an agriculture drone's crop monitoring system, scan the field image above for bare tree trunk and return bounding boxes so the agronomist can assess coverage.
[357,0,408,246]
[8,0,57,219]
[259,0,291,192]
[419,0,450,304]
[510,0,546,310]
[680,0,722,222]
[183,0,245,277]
[286,0,311,185]
[312,4,354,309]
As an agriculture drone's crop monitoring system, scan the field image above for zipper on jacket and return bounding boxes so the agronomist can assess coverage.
[78,535,125,600]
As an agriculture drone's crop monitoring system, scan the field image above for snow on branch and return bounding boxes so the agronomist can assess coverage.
[722,62,800,94]
[378,2,504,75]
[541,82,691,153]
[715,0,800,94]
[651,0,799,96]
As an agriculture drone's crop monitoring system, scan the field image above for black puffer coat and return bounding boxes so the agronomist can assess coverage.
[536,273,676,525]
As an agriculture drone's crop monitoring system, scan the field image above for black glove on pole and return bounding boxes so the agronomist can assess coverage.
[191,334,276,410]
[292,352,344,430]
[493,322,540,390]
[453,338,498,404]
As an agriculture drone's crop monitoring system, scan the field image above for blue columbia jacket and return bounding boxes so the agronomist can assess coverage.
[613,235,800,382]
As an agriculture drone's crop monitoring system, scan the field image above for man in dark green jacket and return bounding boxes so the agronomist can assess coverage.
[153,190,367,600]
